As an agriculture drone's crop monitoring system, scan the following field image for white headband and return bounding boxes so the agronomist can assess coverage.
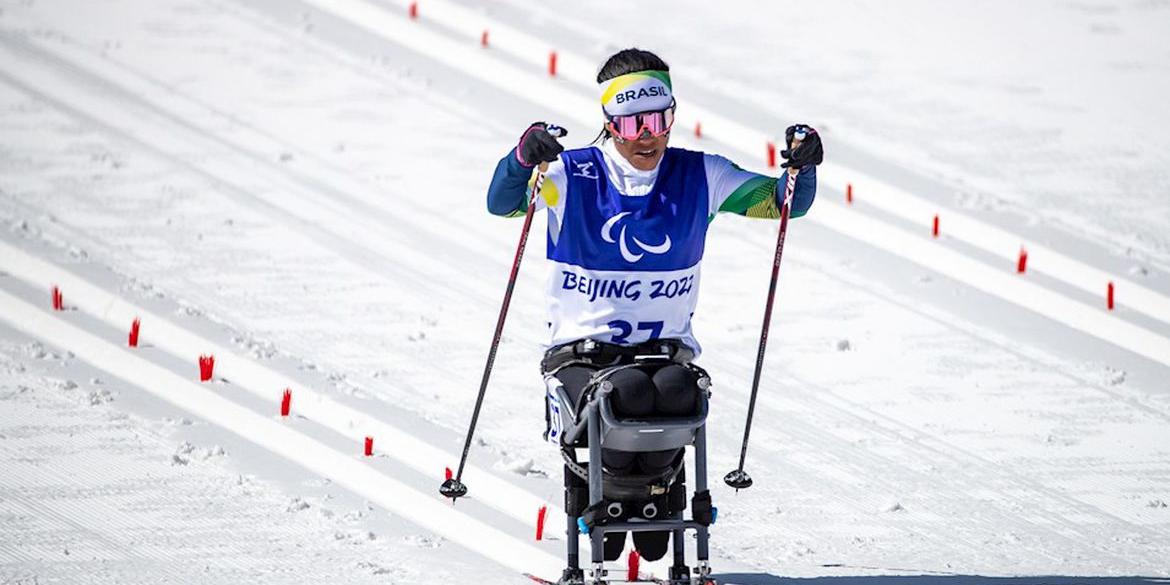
[599,70,673,116]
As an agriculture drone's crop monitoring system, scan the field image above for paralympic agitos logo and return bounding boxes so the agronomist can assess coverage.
[601,212,671,263]
[613,86,667,104]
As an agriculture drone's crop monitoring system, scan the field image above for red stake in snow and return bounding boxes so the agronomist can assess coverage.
[445,467,453,481]
[198,354,215,382]
[535,505,548,541]
[1017,247,1028,274]
[548,51,558,77]
[280,388,292,417]
[846,182,854,205]
[129,318,141,347]
[364,436,374,457]
[932,214,940,238]
[51,286,63,311]
[408,1,417,19]
[481,29,489,48]
[694,121,702,139]
[627,550,641,582]
[766,141,777,169]
[1107,281,1115,310]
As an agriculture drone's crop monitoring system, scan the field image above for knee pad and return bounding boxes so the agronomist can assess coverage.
[652,364,698,416]
[608,367,655,418]
[602,448,637,474]
[637,449,681,475]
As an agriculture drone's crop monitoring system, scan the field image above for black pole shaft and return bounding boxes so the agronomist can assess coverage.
[734,169,799,473]
[452,170,544,482]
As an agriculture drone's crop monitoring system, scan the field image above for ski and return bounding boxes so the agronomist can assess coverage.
[523,572,714,585]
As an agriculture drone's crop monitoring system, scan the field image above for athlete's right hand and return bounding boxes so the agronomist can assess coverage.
[515,122,568,168]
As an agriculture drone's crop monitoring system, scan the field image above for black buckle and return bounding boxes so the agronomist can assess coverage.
[692,489,714,526]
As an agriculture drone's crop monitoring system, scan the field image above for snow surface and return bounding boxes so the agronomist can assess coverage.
[1,0,1168,583]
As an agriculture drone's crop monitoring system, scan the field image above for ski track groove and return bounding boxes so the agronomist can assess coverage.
[0,36,558,431]
[697,277,1169,566]
[0,284,568,578]
[715,385,1082,568]
[0,241,560,527]
[0,34,530,322]
[1,425,351,580]
[0,30,564,367]
[206,0,516,139]
[0,73,466,314]
[803,254,1170,425]
[774,323,1170,544]
[763,387,1145,567]
[0,471,192,581]
[755,365,1165,566]
[689,258,1170,565]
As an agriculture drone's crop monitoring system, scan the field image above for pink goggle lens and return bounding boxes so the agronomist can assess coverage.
[608,107,675,140]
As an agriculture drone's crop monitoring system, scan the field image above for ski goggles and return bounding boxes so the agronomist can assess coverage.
[605,100,676,141]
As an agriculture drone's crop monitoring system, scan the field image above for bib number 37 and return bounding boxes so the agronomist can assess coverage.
[607,319,664,344]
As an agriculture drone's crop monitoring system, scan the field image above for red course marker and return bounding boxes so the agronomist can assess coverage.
[198,354,215,382]
[1017,247,1028,274]
[364,436,374,457]
[51,286,63,311]
[280,388,292,417]
[1107,281,1115,310]
[846,183,853,205]
[767,141,777,168]
[627,550,641,582]
[129,318,141,347]
[408,1,417,19]
[548,51,557,77]
[535,505,548,541]
[481,29,489,48]
[445,467,453,480]
[694,121,702,139]
[932,214,940,238]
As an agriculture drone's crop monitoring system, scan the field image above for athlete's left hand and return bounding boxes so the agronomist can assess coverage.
[780,124,823,169]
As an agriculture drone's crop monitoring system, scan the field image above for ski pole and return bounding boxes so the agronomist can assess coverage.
[441,162,548,502]
[724,167,799,492]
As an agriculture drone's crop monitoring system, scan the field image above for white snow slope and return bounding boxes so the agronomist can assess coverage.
[1,0,1168,584]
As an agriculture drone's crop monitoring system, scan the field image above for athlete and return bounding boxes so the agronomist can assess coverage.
[485,48,822,571]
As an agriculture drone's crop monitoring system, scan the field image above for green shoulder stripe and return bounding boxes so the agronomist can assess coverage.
[717,176,780,219]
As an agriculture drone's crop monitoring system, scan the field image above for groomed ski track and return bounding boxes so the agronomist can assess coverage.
[1,0,1169,582]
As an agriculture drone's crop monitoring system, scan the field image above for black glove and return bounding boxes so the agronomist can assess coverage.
[780,124,823,169]
[516,122,567,167]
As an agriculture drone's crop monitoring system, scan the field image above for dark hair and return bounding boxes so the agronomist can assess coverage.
[596,48,669,84]
[593,48,670,143]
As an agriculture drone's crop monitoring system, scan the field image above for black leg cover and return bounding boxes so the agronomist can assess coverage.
[604,532,627,562]
[632,530,670,561]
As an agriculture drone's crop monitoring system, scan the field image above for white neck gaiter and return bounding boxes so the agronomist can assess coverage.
[600,138,660,198]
